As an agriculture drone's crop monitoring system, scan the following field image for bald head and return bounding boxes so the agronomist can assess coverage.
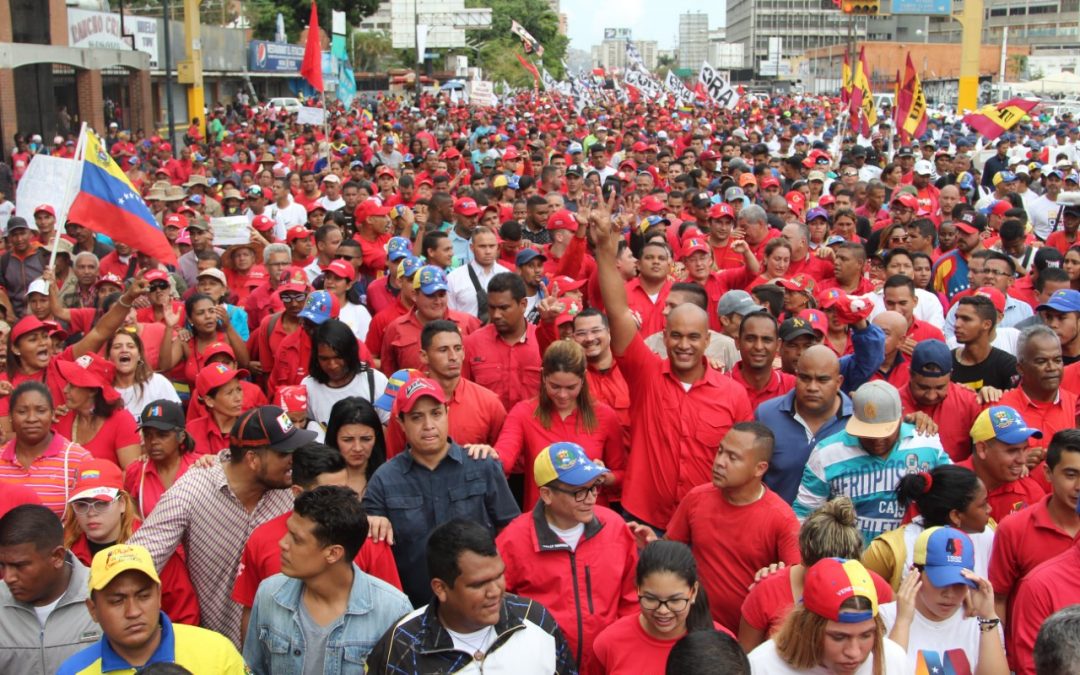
[798,344,840,374]
[795,344,843,415]
[667,303,709,331]
[872,310,908,356]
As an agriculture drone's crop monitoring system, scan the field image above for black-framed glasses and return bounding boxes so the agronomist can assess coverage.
[546,482,602,502]
[335,254,357,261]
[71,499,117,515]
[281,292,307,303]
[638,594,691,612]
[149,281,170,291]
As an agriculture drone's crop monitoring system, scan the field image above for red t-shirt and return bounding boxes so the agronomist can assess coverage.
[231,510,402,608]
[957,457,1046,523]
[665,483,801,632]
[1010,542,1080,675]
[592,613,734,675]
[900,381,981,462]
[728,363,795,411]
[355,232,391,279]
[53,409,141,466]
[907,319,945,343]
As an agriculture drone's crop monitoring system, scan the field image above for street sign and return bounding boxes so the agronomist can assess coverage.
[889,0,951,15]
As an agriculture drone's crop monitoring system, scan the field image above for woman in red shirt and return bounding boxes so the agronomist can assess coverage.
[495,340,626,509]
[124,399,197,518]
[157,293,249,387]
[738,497,893,653]
[63,458,199,625]
[186,362,247,457]
[591,541,720,675]
[748,238,793,289]
[54,352,142,469]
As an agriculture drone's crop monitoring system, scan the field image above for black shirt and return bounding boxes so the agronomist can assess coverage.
[951,347,1017,391]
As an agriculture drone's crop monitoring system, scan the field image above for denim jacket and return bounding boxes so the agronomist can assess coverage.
[242,564,413,675]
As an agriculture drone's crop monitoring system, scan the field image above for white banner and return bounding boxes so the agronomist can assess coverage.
[624,69,661,100]
[540,67,560,93]
[15,155,82,231]
[67,8,158,68]
[625,41,647,72]
[664,71,695,104]
[211,216,252,246]
[468,81,496,107]
[296,106,326,125]
[699,61,739,110]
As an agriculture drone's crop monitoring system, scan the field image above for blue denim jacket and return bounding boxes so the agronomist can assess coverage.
[242,564,413,675]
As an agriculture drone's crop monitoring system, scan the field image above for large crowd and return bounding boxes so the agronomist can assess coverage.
[0,88,1080,674]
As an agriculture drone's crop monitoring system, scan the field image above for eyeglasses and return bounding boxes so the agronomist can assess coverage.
[889,235,909,243]
[149,282,170,291]
[983,269,1013,277]
[70,499,117,515]
[335,254,357,261]
[546,482,602,502]
[281,293,307,303]
[638,594,691,612]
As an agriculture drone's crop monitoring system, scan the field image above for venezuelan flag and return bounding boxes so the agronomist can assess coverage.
[67,130,177,264]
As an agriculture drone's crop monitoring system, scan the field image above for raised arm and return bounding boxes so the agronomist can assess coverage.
[591,193,637,356]
[71,276,150,360]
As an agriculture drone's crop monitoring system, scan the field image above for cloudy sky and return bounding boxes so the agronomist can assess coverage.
[561,0,725,51]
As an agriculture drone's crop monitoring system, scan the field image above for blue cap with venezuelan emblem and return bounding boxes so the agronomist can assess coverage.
[413,265,449,295]
[913,526,977,589]
[386,236,412,262]
[533,442,610,488]
[970,405,1043,444]
[375,368,423,412]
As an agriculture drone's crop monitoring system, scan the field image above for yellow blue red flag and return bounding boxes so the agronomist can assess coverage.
[67,130,176,264]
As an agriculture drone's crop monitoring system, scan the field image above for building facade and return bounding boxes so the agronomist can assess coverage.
[678,12,710,69]
[592,39,658,71]
[725,0,869,72]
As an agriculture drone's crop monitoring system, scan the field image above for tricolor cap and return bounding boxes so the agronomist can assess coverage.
[395,255,425,280]
[395,376,447,414]
[802,558,879,623]
[913,526,977,589]
[970,405,1043,444]
[413,265,449,295]
[139,400,185,431]
[375,368,423,411]
[993,170,1018,185]
[386,236,412,262]
[68,459,124,503]
[845,380,902,439]
[89,544,160,592]
[297,290,340,324]
[797,308,827,334]
[533,441,610,488]
[681,237,710,260]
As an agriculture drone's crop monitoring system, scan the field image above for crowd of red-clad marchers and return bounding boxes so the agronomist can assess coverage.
[1,89,1080,674]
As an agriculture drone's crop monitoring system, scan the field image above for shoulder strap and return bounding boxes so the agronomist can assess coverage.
[266,311,281,337]
[466,263,490,324]
[367,366,375,402]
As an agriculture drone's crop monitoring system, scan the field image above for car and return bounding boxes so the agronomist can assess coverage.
[267,97,302,115]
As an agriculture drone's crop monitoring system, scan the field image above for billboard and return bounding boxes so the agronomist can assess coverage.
[889,0,952,14]
[68,8,158,68]
[249,40,306,73]
[604,28,632,40]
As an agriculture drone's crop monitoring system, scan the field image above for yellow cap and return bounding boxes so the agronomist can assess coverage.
[89,544,161,592]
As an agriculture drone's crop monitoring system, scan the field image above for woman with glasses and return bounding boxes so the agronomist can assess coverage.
[136,269,185,325]
[878,222,910,256]
[249,273,309,389]
[63,458,200,624]
[592,540,720,674]
[495,340,625,510]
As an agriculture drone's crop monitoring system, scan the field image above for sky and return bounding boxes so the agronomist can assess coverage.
[561,0,725,52]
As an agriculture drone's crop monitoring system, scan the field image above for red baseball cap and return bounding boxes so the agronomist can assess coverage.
[163,213,188,229]
[94,273,125,290]
[286,226,312,243]
[891,193,919,210]
[322,258,356,281]
[777,274,816,295]
[760,175,781,189]
[708,203,736,220]
[974,286,1006,313]
[396,377,447,413]
[546,209,578,232]
[681,237,711,260]
[276,385,308,414]
[503,146,520,160]
[34,204,55,217]
[454,197,482,216]
[57,353,120,403]
[375,166,396,179]
[786,191,807,216]
[276,267,311,295]
[67,459,125,503]
[305,202,327,214]
[252,214,275,232]
[195,362,250,398]
[990,200,1012,217]
[202,342,237,363]
[551,275,587,294]
[245,268,268,287]
[818,194,836,207]
[357,198,391,220]
[144,269,170,284]
[640,196,666,214]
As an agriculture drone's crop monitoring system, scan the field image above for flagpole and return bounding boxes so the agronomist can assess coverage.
[48,121,88,272]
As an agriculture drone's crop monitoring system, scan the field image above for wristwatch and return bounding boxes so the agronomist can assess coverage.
[977,617,1001,633]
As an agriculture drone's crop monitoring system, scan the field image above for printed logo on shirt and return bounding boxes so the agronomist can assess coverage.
[915,648,971,675]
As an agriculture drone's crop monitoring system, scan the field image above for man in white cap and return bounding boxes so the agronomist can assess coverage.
[794,380,951,546]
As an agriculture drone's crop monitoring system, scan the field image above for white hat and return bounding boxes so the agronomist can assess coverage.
[27,279,49,297]
[913,159,934,176]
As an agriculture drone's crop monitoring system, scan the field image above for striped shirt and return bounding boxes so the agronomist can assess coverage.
[793,423,952,546]
[129,451,293,648]
[0,433,92,516]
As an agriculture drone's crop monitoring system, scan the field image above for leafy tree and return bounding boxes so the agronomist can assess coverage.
[462,0,567,85]
[248,0,381,42]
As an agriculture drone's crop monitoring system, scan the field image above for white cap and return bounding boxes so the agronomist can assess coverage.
[913,159,934,176]
[27,279,49,297]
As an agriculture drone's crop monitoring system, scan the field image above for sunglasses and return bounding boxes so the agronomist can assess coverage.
[149,281,170,291]
[280,293,307,303]
[335,254,357,261]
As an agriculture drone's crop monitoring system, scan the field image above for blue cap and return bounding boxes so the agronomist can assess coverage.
[913,527,977,589]
[971,405,1043,445]
[386,236,412,262]
[397,255,424,280]
[910,339,953,377]
[825,235,847,246]
[297,290,336,324]
[1037,288,1080,313]
[507,175,521,190]
[413,265,448,295]
[806,207,830,223]
[516,248,547,267]
[533,442,610,487]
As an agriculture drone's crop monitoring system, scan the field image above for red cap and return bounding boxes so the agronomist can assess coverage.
[67,459,125,502]
[974,286,1006,313]
[503,146,520,160]
[195,362,250,398]
[276,385,308,414]
[991,200,1012,216]
[550,275,587,294]
[708,203,736,220]
[286,226,312,243]
[375,165,396,179]
[305,201,327,214]
[163,213,188,229]
[34,204,55,217]
[454,197,482,216]
[94,273,125,290]
[57,353,120,403]
[144,269,169,284]
[11,316,50,344]
[631,141,649,153]
[322,258,356,281]
[760,175,781,189]
[546,209,578,232]
[640,196,666,214]
[786,191,807,216]
[252,214,275,232]
[276,266,311,295]
[202,341,237,362]
[357,198,391,220]
[891,193,919,210]
[798,308,828,334]
[777,274,816,295]
[818,194,836,207]
[681,237,711,260]
[245,268,268,287]
[396,377,447,413]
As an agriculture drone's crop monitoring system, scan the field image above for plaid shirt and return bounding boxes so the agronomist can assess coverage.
[129,452,293,647]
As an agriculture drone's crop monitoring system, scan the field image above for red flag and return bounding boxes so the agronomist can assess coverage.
[300,2,323,92]
[515,52,540,87]
[841,53,851,106]
[963,98,1039,141]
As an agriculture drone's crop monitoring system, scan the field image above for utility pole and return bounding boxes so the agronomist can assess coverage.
[955,0,983,113]
[177,0,205,141]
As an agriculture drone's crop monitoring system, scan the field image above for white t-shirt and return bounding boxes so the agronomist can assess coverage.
[339,302,372,341]
[878,601,1000,675]
[1027,193,1064,241]
[446,261,512,318]
[268,200,308,241]
[34,596,62,627]
[549,522,585,551]
[867,288,946,329]
[117,373,182,424]
[749,637,907,674]
[444,625,496,658]
[302,369,390,428]
[319,196,346,212]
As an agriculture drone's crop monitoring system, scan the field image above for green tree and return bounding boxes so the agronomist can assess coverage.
[248,0,381,42]
[462,0,568,84]
[350,30,396,72]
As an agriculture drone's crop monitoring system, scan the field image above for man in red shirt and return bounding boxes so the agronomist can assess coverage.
[999,325,1080,490]
[989,428,1080,669]
[959,405,1047,523]
[819,242,876,295]
[781,221,833,281]
[243,244,292,331]
[232,442,401,644]
[899,339,982,461]
[731,311,794,409]
[594,199,753,530]
[572,308,631,446]
[738,204,780,261]
[661,422,801,632]
[380,265,480,374]
[354,198,392,280]
[882,275,946,348]
[706,203,746,271]
[624,238,673,338]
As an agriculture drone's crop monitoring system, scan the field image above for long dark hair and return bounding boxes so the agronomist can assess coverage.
[324,396,386,480]
[183,293,217,337]
[637,540,713,633]
[308,319,365,385]
[895,464,982,527]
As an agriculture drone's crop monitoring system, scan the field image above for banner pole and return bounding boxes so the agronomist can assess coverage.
[48,121,88,272]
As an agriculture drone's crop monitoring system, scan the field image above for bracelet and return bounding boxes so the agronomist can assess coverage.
[978,617,1000,633]
[118,296,134,308]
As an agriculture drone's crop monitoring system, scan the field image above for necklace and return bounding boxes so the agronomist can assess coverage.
[452,625,495,661]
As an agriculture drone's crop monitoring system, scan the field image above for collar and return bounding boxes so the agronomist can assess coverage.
[1,433,76,463]
[1017,384,1062,407]
[100,612,175,671]
[879,351,907,378]
[530,499,603,551]
[272,563,374,616]
[403,442,464,473]
[414,597,525,656]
